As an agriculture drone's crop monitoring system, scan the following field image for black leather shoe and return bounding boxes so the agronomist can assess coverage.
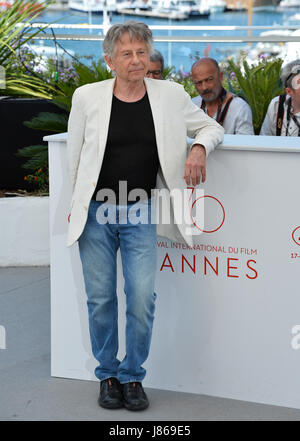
[98,377,123,409]
[122,382,149,411]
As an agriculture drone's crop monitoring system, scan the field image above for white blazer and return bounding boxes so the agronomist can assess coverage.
[66,77,224,247]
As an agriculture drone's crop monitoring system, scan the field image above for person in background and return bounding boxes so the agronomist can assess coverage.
[260,59,300,137]
[146,49,164,79]
[191,58,254,135]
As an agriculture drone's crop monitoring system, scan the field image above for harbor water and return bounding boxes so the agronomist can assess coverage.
[33,8,300,71]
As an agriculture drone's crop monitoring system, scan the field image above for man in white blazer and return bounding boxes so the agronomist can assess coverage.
[67,21,224,411]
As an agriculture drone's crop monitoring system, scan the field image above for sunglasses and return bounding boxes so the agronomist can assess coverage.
[146,70,162,77]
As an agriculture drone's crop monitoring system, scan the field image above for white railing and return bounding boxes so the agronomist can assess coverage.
[18,23,300,67]
[29,34,300,42]
[19,23,300,42]
[23,23,300,30]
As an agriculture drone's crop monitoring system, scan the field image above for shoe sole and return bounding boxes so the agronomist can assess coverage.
[123,401,149,411]
[98,399,124,409]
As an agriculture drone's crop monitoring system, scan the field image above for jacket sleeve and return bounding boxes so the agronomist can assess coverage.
[67,89,86,194]
[183,91,224,156]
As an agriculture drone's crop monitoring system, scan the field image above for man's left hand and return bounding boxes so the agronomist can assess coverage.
[184,144,206,186]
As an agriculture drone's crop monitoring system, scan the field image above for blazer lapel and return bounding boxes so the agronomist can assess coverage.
[145,78,165,171]
[98,78,116,160]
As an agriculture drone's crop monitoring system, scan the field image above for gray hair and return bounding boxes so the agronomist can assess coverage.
[103,21,153,59]
[281,59,300,89]
[150,49,164,72]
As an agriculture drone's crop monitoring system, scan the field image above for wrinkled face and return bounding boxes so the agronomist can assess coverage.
[146,61,163,79]
[192,62,223,103]
[104,33,150,84]
[286,73,300,110]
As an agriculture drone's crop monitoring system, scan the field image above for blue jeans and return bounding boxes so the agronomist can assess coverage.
[78,198,157,383]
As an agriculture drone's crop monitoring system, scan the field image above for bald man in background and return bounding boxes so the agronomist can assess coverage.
[191,58,254,135]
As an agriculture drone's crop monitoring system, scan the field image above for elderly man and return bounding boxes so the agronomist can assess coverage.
[146,49,164,79]
[67,21,224,411]
[260,59,300,136]
[191,58,254,135]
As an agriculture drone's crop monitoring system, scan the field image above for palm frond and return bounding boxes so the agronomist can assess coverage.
[16,144,48,170]
[227,58,284,134]
[23,111,68,133]
[4,72,55,98]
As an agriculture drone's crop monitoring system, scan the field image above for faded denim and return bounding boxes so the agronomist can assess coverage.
[78,198,157,383]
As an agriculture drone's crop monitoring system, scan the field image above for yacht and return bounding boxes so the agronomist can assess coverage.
[116,0,188,18]
[225,0,278,11]
[207,0,226,12]
[170,0,211,17]
[115,0,151,11]
[289,12,300,19]
[277,0,300,9]
[69,0,117,13]
[148,0,189,18]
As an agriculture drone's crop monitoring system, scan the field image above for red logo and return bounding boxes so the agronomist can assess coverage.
[189,191,225,234]
[292,226,300,246]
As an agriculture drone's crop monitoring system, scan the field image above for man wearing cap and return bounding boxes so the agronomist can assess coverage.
[260,59,300,136]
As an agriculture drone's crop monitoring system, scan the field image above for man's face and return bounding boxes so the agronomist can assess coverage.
[104,33,150,84]
[192,62,223,103]
[146,61,163,79]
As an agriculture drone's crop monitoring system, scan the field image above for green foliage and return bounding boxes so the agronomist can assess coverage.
[0,0,54,98]
[162,65,175,80]
[16,144,49,193]
[72,59,114,86]
[16,51,287,193]
[166,66,198,97]
[23,112,68,133]
[226,57,284,134]
[2,72,55,98]
[24,166,49,194]
[180,76,197,97]
[17,58,113,192]
[16,144,48,170]
[0,0,46,65]
[52,58,113,112]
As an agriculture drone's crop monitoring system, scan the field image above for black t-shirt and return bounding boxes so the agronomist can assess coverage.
[92,92,159,204]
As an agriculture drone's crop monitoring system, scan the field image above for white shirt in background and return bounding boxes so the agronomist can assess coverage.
[192,94,254,135]
[260,96,300,137]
